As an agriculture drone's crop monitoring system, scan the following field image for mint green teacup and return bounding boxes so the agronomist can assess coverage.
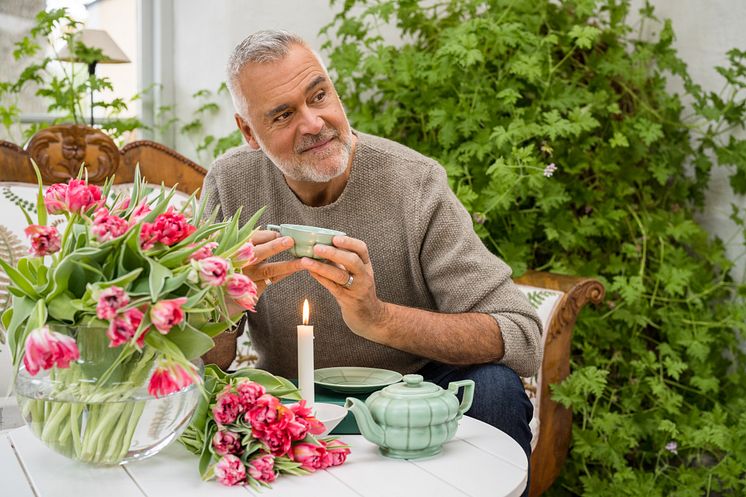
[267,224,345,259]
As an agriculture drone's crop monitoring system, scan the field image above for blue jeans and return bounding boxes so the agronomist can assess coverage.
[419,362,533,497]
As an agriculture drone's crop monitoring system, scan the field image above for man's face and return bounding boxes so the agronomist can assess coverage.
[234,44,353,183]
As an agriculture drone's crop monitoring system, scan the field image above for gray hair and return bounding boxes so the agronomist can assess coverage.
[226,30,325,120]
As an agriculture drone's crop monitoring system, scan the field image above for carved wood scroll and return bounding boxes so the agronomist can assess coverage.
[26,125,121,184]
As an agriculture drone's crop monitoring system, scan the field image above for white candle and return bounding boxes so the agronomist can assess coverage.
[297,299,314,409]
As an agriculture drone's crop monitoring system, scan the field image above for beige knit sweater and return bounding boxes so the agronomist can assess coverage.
[202,132,542,378]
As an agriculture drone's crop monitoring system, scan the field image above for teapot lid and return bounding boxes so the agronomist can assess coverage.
[382,374,443,398]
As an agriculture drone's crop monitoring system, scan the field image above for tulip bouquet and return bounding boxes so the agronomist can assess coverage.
[180,365,350,489]
[1,165,262,464]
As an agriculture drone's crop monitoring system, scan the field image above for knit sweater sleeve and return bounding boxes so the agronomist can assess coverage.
[415,164,543,377]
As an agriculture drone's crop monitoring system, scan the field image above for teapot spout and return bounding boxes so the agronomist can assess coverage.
[344,397,384,446]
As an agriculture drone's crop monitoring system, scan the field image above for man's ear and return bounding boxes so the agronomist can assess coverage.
[235,114,260,150]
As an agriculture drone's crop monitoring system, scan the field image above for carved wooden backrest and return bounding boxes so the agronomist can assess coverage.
[27,125,121,184]
[0,124,206,194]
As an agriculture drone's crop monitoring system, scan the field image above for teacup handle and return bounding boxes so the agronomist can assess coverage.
[267,224,281,233]
[447,379,475,418]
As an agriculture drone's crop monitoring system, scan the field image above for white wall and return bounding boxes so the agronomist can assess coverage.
[166,0,746,280]
[170,0,336,164]
[88,0,138,120]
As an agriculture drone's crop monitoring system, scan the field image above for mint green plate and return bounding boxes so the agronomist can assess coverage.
[314,367,403,394]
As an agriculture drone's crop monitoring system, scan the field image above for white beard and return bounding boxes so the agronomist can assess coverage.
[255,128,352,183]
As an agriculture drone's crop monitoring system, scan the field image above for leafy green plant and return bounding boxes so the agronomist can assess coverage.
[155,83,243,164]
[0,7,241,161]
[0,8,144,142]
[322,0,746,495]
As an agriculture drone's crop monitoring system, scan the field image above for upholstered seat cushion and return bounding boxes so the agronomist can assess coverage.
[516,284,564,450]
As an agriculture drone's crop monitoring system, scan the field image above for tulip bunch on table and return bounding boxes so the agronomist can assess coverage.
[180,366,350,489]
[2,165,263,464]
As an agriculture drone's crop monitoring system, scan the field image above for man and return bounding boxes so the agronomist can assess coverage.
[202,29,542,486]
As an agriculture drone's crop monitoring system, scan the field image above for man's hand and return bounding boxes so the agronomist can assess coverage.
[242,229,305,297]
[299,236,509,368]
[300,236,387,338]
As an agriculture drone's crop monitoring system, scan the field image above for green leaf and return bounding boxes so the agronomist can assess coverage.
[0,257,39,299]
[194,319,236,338]
[198,424,218,478]
[226,368,301,400]
[31,160,47,226]
[164,323,214,360]
[46,292,77,321]
[609,131,629,148]
[6,296,35,363]
[147,259,172,302]
[569,25,601,50]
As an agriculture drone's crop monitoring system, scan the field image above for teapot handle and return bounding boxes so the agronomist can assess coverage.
[447,379,475,418]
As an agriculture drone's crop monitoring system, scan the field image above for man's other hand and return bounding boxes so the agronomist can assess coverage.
[300,236,387,338]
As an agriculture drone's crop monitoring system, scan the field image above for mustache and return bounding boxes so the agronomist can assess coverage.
[296,127,339,153]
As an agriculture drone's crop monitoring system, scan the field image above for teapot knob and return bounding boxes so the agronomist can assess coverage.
[403,374,424,387]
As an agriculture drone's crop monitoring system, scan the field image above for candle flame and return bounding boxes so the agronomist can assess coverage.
[302,299,310,325]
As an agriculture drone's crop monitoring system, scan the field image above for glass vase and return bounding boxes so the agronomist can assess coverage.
[14,325,202,465]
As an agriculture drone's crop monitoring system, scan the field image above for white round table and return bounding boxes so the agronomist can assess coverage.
[1,415,527,497]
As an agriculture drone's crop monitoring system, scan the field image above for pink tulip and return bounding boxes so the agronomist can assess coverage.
[214,454,246,487]
[232,242,256,268]
[127,308,148,348]
[291,442,330,472]
[130,202,152,224]
[44,183,68,215]
[324,439,351,466]
[212,391,242,425]
[235,379,265,410]
[196,256,230,287]
[236,294,259,313]
[290,400,326,436]
[188,241,218,262]
[139,208,195,249]
[212,430,243,456]
[225,273,258,312]
[260,426,292,457]
[24,224,61,257]
[106,308,146,348]
[225,273,257,298]
[150,297,187,334]
[96,286,130,320]
[113,197,130,211]
[247,453,276,483]
[91,208,129,242]
[139,223,157,250]
[285,416,309,441]
[23,326,80,375]
[147,360,195,398]
[65,179,102,213]
[245,394,282,433]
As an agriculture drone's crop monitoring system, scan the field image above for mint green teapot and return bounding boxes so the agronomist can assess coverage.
[344,374,475,459]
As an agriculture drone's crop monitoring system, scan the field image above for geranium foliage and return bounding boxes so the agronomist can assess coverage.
[322,0,746,495]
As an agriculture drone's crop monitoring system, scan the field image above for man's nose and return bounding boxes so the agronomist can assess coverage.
[297,106,324,136]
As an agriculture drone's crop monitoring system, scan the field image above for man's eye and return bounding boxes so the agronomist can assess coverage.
[313,91,326,103]
[275,111,292,122]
